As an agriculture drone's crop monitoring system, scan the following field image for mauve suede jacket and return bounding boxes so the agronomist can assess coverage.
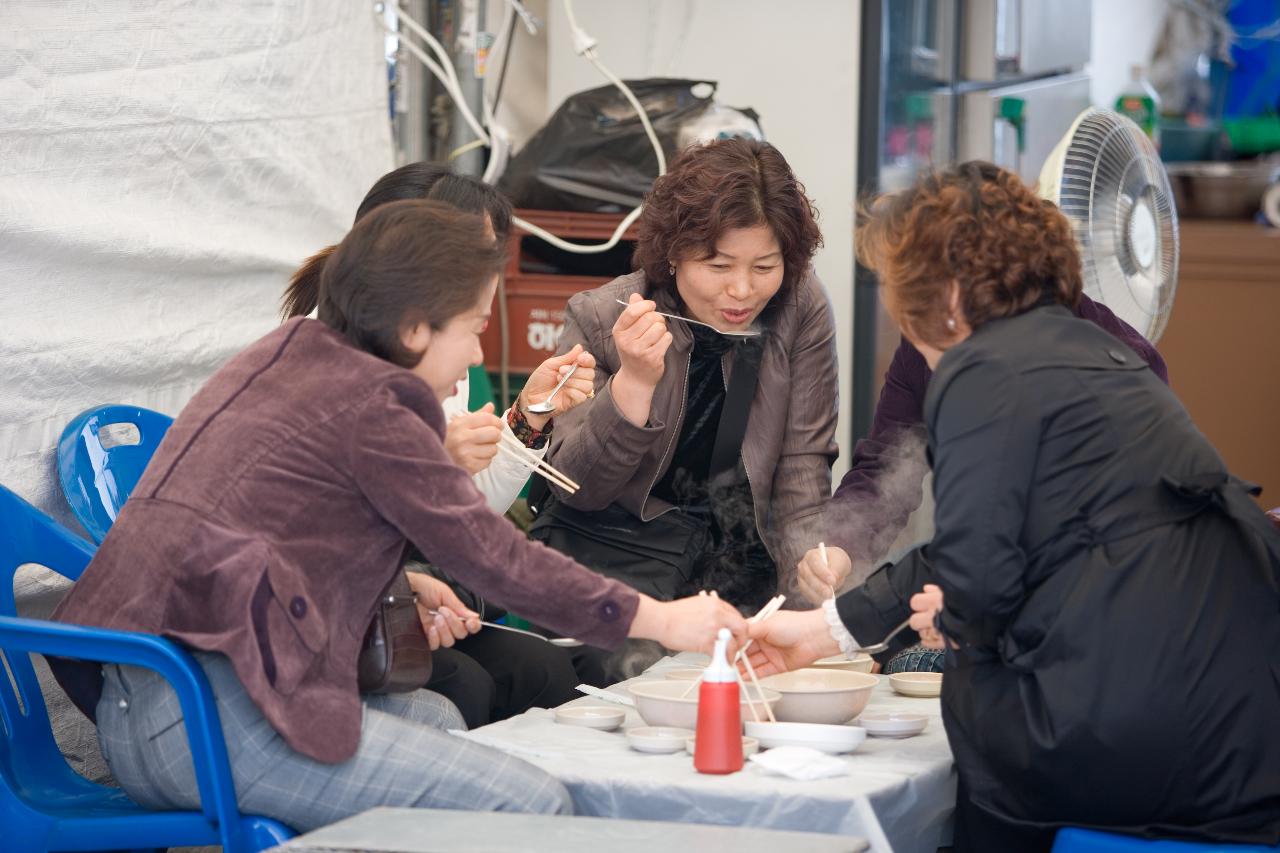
[824,294,1170,578]
[52,318,638,763]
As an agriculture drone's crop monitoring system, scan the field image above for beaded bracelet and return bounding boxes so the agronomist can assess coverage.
[507,403,551,450]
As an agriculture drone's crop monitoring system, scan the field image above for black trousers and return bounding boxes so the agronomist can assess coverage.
[425,629,579,729]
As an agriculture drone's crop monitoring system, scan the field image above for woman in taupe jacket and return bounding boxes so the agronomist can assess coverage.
[533,139,838,648]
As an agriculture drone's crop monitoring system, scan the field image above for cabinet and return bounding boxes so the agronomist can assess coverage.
[1157,221,1280,507]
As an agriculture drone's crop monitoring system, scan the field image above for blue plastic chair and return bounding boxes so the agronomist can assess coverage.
[0,483,293,851]
[1054,828,1280,852]
[57,405,174,544]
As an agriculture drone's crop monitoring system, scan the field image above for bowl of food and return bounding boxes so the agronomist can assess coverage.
[811,653,875,674]
[759,669,879,724]
[626,680,782,729]
[889,672,943,698]
[744,720,867,754]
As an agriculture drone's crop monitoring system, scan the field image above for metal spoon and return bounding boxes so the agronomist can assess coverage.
[853,617,913,655]
[525,364,579,414]
[426,609,581,646]
[614,298,760,338]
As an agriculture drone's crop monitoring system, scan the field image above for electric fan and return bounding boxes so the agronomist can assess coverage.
[1038,108,1180,342]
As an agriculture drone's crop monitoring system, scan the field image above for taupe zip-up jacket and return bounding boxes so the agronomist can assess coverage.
[546,269,839,595]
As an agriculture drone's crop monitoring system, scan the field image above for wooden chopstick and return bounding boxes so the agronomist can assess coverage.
[494,432,580,494]
[497,430,579,488]
[740,648,777,723]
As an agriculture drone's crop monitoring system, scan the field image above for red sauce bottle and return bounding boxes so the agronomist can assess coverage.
[694,627,743,774]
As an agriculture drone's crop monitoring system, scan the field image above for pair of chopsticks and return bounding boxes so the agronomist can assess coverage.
[448,411,580,495]
[736,596,783,724]
[493,429,580,495]
[680,593,785,724]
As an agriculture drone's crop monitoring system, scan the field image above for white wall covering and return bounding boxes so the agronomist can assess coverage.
[0,0,394,528]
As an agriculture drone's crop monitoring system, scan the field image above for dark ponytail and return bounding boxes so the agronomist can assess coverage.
[281,244,336,319]
[282,162,514,321]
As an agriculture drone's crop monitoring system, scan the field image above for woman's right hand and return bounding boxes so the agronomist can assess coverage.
[796,544,852,605]
[629,593,747,657]
[444,402,505,475]
[613,293,672,389]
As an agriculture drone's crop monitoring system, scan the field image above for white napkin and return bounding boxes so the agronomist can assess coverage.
[748,746,850,780]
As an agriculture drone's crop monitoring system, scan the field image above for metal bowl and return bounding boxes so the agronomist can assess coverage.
[1165,160,1280,220]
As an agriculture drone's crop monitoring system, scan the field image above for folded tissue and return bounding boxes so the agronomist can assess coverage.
[748,746,850,781]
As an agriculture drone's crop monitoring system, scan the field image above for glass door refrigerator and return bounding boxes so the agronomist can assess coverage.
[852,0,1093,443]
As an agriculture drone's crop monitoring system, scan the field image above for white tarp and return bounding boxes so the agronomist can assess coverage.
[1,0,395,529]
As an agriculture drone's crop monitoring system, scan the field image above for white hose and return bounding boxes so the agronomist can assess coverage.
[377,0,667,254]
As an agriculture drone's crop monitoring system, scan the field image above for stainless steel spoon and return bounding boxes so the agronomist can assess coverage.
[426,609,581,647]
[525,364,579,414]
[854,618,914,655]
[614,298,760,338]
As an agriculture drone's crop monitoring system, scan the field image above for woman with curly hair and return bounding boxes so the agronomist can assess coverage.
[528,138,836,678]
[745,162,1280,850]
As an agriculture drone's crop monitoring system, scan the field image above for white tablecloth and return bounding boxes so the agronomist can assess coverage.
[461,655,956,853]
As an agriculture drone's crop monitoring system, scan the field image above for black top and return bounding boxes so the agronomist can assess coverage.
[836,305,1280,845]
[652,324,775,611]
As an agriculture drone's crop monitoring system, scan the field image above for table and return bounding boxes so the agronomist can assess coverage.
[271,806,868,853]
[460,655,956,853]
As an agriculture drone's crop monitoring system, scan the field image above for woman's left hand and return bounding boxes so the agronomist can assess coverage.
[909,583,946,650]
[406,572,482,650]
[517,345,597,430]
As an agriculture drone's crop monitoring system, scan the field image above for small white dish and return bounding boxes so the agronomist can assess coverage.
[812,653,875,674]
[858,711,929,738]
[554,705,625,731]
[626,726,694,753]
[662,667,706,681]
[549,637,584,648]
[685,735,759,757]
[889,672,943,698]
[744,720,867,754]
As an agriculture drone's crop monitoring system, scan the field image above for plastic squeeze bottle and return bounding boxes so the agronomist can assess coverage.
[694,627,744,774]
[1115,64,1161,144]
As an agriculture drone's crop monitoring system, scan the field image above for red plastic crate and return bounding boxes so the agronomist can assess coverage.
[481,209,638,373]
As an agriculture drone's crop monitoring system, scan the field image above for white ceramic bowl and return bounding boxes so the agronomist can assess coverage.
[685,735,759,757]
[626,680,782,729]
[553,705,626,731]
[888,672,943,698]
[744,720,867,754]
[812,653,875,674]
[858,711,929,738]
[625,726,694,753]
[661,667,706,681]
[759,669,879,725]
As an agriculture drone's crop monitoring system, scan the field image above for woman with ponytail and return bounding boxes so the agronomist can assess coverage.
[279,164,597,728]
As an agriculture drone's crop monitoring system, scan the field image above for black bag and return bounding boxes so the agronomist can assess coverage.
[498,78,716,213]
[528,339,762,600]
[357,572,433,694]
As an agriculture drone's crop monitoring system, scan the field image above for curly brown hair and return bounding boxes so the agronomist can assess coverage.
[634,138,822,295]
[856,161,1082,348]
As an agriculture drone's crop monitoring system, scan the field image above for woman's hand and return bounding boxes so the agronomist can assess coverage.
[406,572,482,650]
[909,583,946,650]
[628,593,748,657]
[610,294,672,426]
[743,609,839,677]
[444,403,505,475]
[796,544,852,605]
[518,344,597,430]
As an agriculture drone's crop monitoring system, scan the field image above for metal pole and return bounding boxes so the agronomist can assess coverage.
[440,0,488,176]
